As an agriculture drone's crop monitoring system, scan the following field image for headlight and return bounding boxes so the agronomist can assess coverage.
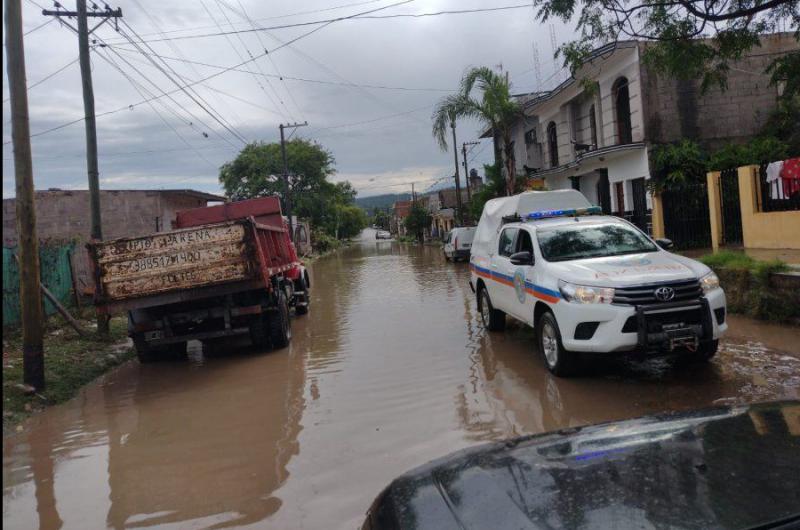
[700,272,720,293]
[558,280,615,304]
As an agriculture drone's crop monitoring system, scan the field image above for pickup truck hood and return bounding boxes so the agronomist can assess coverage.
[546,251,710,287]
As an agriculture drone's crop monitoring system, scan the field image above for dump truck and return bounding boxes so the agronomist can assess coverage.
[88,196,310,362]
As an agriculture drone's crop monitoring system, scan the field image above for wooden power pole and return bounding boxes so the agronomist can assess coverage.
[450,119,463,226]
[462,141,480,203]
[6,0,45,390]
[279,121,307,241]
[43,2,122,334]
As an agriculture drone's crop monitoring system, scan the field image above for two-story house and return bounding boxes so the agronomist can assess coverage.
[499,33,798,234]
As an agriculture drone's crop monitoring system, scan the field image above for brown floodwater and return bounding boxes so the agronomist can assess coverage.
[4,230,800,529]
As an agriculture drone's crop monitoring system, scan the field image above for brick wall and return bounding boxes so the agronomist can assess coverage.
[2,190,210,291]
[639,33,798,149]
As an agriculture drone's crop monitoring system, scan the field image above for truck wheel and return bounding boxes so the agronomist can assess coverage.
[250,314,269,348]
[538,312,578,377]
[295,277,310,316]
[133,335,159,363]
[269,290,292,349]
[478,286,506,332]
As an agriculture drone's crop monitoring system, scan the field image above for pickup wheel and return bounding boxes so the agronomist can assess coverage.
[692,339,719,363]
[538,312,579,377]
[478,285,506,332]
[268,290,292,349]
[444,252,451,262]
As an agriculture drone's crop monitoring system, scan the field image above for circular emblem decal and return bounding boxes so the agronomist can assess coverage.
[654,286,675,302]
[513,269,527,304]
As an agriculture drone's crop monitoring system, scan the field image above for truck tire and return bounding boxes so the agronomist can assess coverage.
[478,285,506,332]
[250,314,269,348]
[133,335,159,363]
[295,277,310,316]
[269,290,292,349]
[537,312,579,377]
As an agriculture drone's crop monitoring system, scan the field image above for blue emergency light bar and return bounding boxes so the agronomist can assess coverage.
[525,206,602,220]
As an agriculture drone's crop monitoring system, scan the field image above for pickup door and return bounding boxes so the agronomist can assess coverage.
[492,227,538,322]
[489,227,519,315]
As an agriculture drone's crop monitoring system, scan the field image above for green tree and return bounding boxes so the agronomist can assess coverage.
[370,208,391,230]
[404,202,431,243]
[219,139,360,239]
[432,67,522,197]
[533,0,798,91]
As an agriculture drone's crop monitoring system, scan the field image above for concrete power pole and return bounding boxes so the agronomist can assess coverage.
[43,1,122,335]
[450,120,463,226]
[6,0,45,390]
[279,121,307,241]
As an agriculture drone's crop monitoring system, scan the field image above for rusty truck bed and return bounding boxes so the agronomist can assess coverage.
[89,217,297,312]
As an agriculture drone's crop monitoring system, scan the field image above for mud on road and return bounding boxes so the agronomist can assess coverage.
[4,232,800,529]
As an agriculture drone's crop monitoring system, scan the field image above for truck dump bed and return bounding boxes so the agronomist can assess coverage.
[89,197,298,311]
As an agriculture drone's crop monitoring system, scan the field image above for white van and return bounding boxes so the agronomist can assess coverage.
[469,190,727,376]
[443,227,476,262]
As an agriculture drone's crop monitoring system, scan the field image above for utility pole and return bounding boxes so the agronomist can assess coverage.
[6,0,45,390]
[279,121,308,241]
[44,1,122,335]
[462,141,480,203]
[450,120,463,226]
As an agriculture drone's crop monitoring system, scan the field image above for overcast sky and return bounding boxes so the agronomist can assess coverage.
[3,0,574,198]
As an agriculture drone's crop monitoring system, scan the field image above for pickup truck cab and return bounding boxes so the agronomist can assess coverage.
[443,227,476,262]
[469,190,727,376]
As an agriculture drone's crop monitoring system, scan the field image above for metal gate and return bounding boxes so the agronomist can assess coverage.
[661,181,711,249]
[719,168,743,246]
[631,177,648,232]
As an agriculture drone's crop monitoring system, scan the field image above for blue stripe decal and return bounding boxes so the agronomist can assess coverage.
[472,264,561,300]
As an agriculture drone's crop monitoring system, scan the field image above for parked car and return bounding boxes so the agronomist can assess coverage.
[469,190,727,376]
[376,230,392,240]
[362,400,800,529]
[443,227,476,262]
[88,196,310,363]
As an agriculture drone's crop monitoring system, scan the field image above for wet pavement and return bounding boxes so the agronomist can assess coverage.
[4,230,800,529]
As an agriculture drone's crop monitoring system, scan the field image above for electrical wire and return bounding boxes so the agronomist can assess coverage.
[2,57,79,104]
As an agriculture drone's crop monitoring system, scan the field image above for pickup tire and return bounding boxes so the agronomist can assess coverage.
[478,285,506,332]
[269,290,292,349]
[693,339,719,362]
[444,252,451,262]
[537,312,579,377]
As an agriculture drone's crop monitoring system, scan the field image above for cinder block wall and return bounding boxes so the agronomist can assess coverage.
[639,33,799,149]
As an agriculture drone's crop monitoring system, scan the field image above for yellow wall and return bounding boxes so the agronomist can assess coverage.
[651,193,665,239]
[737,165,800,250]
[707,172,722,251]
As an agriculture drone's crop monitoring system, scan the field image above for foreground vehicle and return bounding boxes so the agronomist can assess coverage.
[469,190,727,376]
[88,196,310,362]
[363,400,800,529]
[443,226,476,262]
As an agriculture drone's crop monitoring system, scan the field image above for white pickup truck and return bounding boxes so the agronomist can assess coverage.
[469,190,727,376]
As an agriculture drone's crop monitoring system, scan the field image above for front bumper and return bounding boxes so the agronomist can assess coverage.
[557,288,727,353]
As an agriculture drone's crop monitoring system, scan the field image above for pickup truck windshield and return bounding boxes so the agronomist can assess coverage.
[537,222,658,262]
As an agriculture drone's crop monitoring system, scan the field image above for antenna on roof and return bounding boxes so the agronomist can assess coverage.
[549,24,560,81]
[532,42,542,91]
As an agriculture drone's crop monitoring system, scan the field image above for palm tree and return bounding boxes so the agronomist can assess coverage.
[432,67,521,196]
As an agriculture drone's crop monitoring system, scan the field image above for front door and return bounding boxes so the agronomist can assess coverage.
[489,227,519,313]
[615,182,625,216]
[631,177,648,233]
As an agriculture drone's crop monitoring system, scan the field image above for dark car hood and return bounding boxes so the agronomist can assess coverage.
[363,401,800,530]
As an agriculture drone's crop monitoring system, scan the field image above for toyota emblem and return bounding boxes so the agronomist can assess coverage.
[654,286,675,302]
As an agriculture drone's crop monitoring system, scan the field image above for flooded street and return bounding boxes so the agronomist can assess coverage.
[4,231,800,529]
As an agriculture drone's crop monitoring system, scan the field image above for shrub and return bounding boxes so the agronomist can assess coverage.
[311,229,340,254]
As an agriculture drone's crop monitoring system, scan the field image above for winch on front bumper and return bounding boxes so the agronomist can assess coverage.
[633,298,713,353]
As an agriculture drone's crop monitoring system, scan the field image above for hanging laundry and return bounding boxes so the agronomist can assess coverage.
[780,158,800,198]
[766,160,786,199]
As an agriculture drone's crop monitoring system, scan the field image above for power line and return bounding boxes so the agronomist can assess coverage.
[23,16,55,35]
[113,1,533,45]
[106,44,454,93]
[3,57,79,103]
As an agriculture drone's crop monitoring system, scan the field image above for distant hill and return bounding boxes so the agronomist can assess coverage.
[355,193,411,211]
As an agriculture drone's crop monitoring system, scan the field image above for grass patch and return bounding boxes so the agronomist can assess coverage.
[699,251,796,321]
[3,312,133,432]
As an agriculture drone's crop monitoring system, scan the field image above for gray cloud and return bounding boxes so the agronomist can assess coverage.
[3,0,574,198]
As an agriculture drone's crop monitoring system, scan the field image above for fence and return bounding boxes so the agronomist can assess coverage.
[661,181,712,249]
[2,243,76,326]
[757,162,800,213]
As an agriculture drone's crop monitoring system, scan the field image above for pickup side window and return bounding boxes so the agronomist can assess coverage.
[516,230,533,256]
[498,228,519,257]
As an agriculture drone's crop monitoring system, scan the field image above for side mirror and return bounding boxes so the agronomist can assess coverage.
[655,238,673,250]
[510,251,534,266]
